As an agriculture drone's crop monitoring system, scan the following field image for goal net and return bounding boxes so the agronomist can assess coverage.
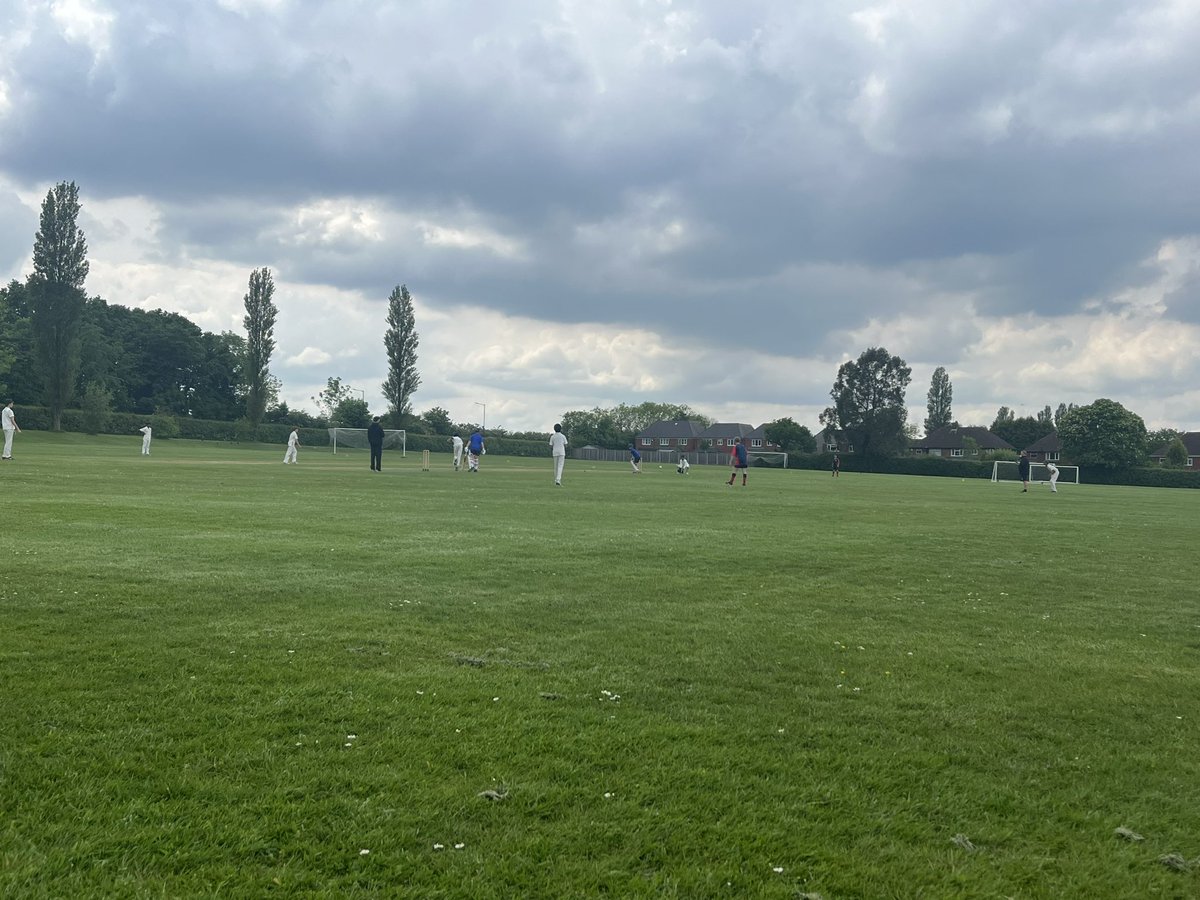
[748,450,788,468]
[990,460,1080,485]
[329,428,406,456]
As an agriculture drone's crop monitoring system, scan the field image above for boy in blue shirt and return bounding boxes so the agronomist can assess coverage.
[727,438,749,487]
[468,429,485,472]
[628,444,641,474]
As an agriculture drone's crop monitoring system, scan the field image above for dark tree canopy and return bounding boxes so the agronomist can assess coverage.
[991,415,1054,452]
[242,267,277,426]
[764,417,815,454]
[924,366,953,435]
[820,347,912,458]
[383,284,420,417]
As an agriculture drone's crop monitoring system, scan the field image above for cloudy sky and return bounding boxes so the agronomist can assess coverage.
[2,0,1198,433]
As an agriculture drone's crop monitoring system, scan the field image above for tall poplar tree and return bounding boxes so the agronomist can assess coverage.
[29,181,89,430]
[242,267,278,426]
[924,366,953,435]
[382,284,421,418]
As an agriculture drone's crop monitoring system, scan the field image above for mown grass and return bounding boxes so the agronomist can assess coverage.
[2,432,1198,898]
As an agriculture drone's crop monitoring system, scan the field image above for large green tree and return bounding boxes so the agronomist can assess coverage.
[764,417,815,454]
[924,366,953,434]
[1058,398,1147,470]
[382,284,420,418]
[820,347,912,458]
[242,267,278,426]
[29,181,89,429]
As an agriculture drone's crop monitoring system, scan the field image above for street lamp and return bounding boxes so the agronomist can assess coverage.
[474,402,486,430]
[346,386,365,403]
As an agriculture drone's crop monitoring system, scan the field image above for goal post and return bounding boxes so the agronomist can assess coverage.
[990,460,1080,485]
[748,450,788,469]
[328,428,406,457]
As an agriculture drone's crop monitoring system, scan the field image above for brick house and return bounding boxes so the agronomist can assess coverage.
[910,425,1012,458]
[635,420,707,453]
[812,428,853,453]
[1149,431,1200,470]
[1024,431,1063,462]
[698,422,755,450]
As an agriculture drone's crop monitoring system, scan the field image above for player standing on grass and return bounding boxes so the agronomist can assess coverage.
[368,416,384,472]
[628,443,641,474]
[467,428,485,472]
[1018,450,1031,492]
[549,423,568,485]
[451,433,464,471]
[2,401,19,460]
[1046,459,1060,493]
[832,453,840,477]
[138,424,152,455]
[284,427,300,464]
[727,437,749,487]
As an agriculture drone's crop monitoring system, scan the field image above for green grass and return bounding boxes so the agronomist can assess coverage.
[2,432,1198,898]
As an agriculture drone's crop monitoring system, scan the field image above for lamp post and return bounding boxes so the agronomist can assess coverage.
[474,402,486,431]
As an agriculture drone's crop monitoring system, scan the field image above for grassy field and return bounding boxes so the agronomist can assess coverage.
[2,431,1198,898]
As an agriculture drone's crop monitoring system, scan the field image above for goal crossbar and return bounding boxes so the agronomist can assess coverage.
[329,427,407,456]
[990,460,1080,485]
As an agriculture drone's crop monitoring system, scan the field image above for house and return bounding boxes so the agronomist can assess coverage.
[910,425,1012,458]
[698,422,755,450]
[634,420,707,453]
[1025,431,1063,462]
[1149,431,1200,470]
[812,427,852,453]
[744,424,782,452]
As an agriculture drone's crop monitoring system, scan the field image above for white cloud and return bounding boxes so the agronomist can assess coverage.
[286,346,333,367]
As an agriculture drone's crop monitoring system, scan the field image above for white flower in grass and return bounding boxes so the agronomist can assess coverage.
[433,843,445,851]
[603,792,614,799]
[493,697,500,702]
[772,866,784,873]
[347,734,357,740]
[454,843,465,850]
[359,849,370,855]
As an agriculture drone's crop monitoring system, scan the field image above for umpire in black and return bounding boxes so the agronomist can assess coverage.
[368,416,384,472]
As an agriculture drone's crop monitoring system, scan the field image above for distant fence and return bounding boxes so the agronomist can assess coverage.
[573,448,752,466]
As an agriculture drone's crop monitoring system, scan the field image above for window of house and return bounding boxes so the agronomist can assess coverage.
[717,438,725,446]
[826,443,837,452]
[751,439,762,447]
[641,438,652,446]
[659,437,670,446]
[1189,458,1195,467]
[1047,451,1060,461]
[951,448,963,457]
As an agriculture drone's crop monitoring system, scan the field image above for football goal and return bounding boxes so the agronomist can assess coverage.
[990,460,1080,485]
[328,428,406,456]
[748,450,788,468]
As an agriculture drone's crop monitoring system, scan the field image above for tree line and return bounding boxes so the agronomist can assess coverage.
[0,182,424,433]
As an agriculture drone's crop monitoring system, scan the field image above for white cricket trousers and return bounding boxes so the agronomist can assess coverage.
[284,446,298,464]
[553,454,565,484]
[2,428,14,458]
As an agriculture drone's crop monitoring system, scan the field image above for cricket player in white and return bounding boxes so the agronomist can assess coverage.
[2,401,19,460]
[549,423,567,485]
[1046,460,1060,492]
[451,433,464,471]
[284,428,300,464]
[139,424,152,455]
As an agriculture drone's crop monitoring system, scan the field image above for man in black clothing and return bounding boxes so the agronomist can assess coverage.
[368,416,384,472]
[1018,450,1031,492]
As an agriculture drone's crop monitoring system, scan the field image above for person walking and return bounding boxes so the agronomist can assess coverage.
[628,443,641,474]
[284,427,300,464]
[367,416,384,472]
[2,401,19,460]
[1018,450,1031,492]
[832,453,840,477]
[727,437,749,487]
[139,424,152,455]
[1046,459,1060,493]
[549,423,568,485]
[467,429,485,472]
[451,433,464,471]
